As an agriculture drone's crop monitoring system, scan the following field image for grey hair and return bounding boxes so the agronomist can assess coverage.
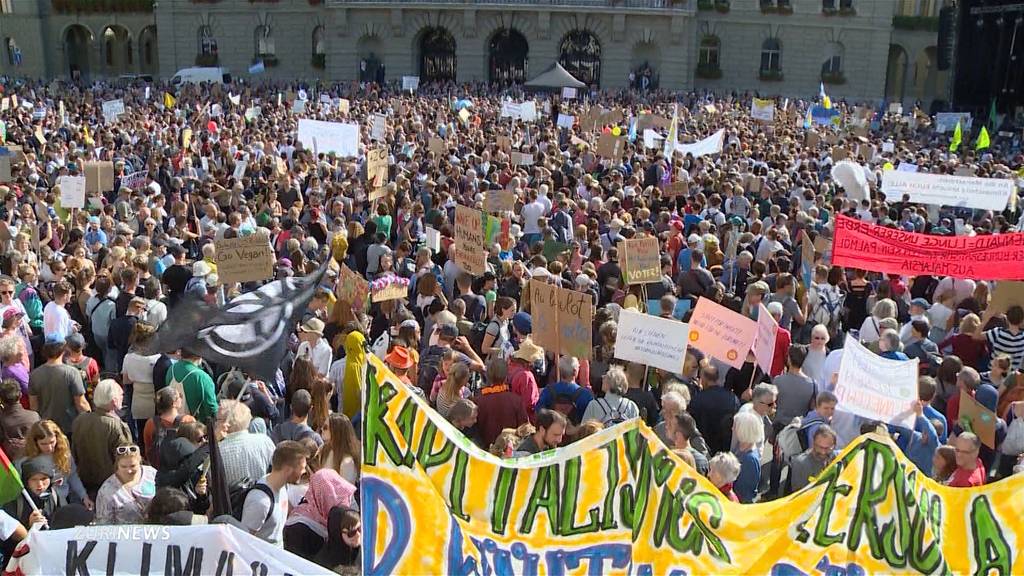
[219,399,252,434]
[872,298,897,320]
[879,329,901,352]
[602,365,629,396]
[766,301,784,319]
[0,336,20,363]
[661,387,690,410]
[558,355,580,381]
[732,411,765,445]
[93,379,122,410]
[708,452,741,484]
[751,383,777,404]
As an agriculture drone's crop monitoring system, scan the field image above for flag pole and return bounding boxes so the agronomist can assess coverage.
[21,489,39,513]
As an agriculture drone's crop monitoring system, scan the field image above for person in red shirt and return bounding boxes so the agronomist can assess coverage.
[472,357,528,450]
[766,301,791,377]
[945,367,980,425]
[948,432,986,487]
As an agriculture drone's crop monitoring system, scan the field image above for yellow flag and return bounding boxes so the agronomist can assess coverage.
[163,92,176,109]
[949,121,962,152]
[83,125,93,146]
[975,126,991,151]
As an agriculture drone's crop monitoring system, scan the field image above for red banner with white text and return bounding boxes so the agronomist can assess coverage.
[832,214,1024,280]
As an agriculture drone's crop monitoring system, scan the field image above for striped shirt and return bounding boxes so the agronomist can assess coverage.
[985,327,1024,371]
[219,431,275,488]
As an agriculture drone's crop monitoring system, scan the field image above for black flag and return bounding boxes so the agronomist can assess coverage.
[145,262,328,381]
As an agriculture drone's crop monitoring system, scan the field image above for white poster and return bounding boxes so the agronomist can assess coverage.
[561,87,577,100]
[556,114,575,129]
[120,170,148,190]
[881,170,1014,211]
[402,76,420,91]
[425,226,441,253]
[752,303,777,375]
[292,99,306,114]
[500,100,521,119]
[57,176,86,209]
[643,129,663,150]
[882,141,895,153]
[102,99,124,123]
[934,112,972,134]
[613,309,689,375]
[896,162,918,173]
[371,113,387,141]
[750,98,775,122]
[675,129,725,158]
[233,160,247,180]
[519,100,538,122]
[834,335,918,428]
[297,119,360,157]
[6,525,330,576]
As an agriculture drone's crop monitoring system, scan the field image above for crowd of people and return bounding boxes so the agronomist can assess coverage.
[0,72,1021,570]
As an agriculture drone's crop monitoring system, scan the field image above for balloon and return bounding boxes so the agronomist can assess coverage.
[602,127,611,135]
[207,121,218,133]
[611,126,621,136]
[883,162,894,171]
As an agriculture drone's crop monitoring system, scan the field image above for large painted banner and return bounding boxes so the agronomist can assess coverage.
[881,170,1015,211]
[832,214,1024,280]
[363,355,1023,576]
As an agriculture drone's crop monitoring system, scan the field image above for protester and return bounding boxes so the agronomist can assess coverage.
[515,409,566,455]
[70,379,131,497]
[786,425,838,494]
[283,469,356,560]
[240,440,307,547]
[0,379,38,461]
[95,445,157,524]
[948,432,986,487]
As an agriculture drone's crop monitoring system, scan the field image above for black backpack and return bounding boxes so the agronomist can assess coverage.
[150,414,184,469]
[597,398,627,426]
[468,320,499,357]
[418,345,447,397]
[552,387,585,424]
[229,479,276,523]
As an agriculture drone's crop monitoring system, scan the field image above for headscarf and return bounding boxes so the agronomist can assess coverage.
[342,331,366,418]
[286,469,356,538]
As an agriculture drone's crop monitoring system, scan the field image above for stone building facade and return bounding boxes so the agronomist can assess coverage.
[0,0,949,107]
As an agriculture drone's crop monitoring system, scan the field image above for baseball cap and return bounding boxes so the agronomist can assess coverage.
[910,298,931,310]
[437,323,459,340]
[512,312,532,336]
[2,308,23,323]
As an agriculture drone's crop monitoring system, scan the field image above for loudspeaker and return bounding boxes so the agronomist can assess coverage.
[937,5,956,71]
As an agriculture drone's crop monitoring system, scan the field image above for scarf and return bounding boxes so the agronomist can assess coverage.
[286,469,356,539]
[341,331,366,418]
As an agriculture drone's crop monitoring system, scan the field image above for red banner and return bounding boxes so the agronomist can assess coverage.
[832,214,1024,280]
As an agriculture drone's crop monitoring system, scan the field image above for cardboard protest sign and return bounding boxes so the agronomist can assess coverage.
[614,309,689,374]
[0,156,9,183]
[529,279,559,353]
[753,303,778,374]
[959,389,997,449]
[215,234,275,285]
[834,335,918,428]
[366,147,388,188]
[596,134,624,161]
[84,161,115,193]
[664,180,688,197]
[57,176,86,209]
[881,171,1014,211]
[561,87,577,100]
[336,264,369,313]
[368,187,390,202]
[988,282,1024,315]
[483,189,515,213]
[364,353,1024,576]
[338,98,350,114]
[832,214,1024,280]
[496,135,511,152]
[454,205,487,275]
[372,279,409,303]
[687,297,757,369]
[428,137,445,155]
[621,236,661,285]
[529,279,592,359]
[102,99,124,123]
[751,98,775,122]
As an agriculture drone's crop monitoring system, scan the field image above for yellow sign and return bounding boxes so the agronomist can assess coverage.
[363,358,1023,575]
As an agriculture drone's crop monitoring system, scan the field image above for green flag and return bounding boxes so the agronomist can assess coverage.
[976,126,991,151]
[0,446,24,506]
[989,98,998,130]
[949,121,962,152]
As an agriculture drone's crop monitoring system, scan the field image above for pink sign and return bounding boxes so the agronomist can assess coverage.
[753,303,778,374]
[687,297,758,369]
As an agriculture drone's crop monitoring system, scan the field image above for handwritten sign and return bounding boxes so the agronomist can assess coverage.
[834,335,918,428]
[232,160,248,181]
[370,114,387,141]
[621,236,661,285]
[402,76,420,92]
[596,134,624,161]
[367,148,388,189]
[561,87,577,100]
[215,234,275,285]
[614,309,689,374]
[102,99,124,123]
[336,265,369,313]
[57,176,86,209]
[959,389,997,449]
[753,303,778,374]
[557,114,575,129]
[529,279,592,359]
[687,297,758,369]
[511,152,534,166]
[454,205,487,275]
[372,283,408,303]
[483,190,516,213]
[428,137,445,155]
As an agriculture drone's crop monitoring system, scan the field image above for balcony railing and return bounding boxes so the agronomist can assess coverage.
[893,15,940,31]
[52,0,154,12]
[327,0,688,7]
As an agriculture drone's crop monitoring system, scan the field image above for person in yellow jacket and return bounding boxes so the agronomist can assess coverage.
[341,331,366,418]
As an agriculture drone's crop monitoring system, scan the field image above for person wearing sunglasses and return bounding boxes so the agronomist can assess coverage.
[312,506,361,571]
[94,444,157,525]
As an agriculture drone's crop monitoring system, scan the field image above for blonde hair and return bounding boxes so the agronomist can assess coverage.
[960,313,981,334]
[25,420,71,474]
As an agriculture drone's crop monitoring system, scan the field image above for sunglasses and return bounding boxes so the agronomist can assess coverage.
[0,291,11,295]
[115,445,140,456]
[343,525,362,536]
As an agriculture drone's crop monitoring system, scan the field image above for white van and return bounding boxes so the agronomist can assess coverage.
[170,67,232,87]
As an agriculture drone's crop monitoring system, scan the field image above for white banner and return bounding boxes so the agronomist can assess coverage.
[371,113,387,141]
[675,129,725,158]
[120,170,148,190]
[7,524,330,576]
[102,99,124,123]
[642,129,663,150]
[896,162,918,173]
[752,303,777,374]
[297,119,360,157]
[556,113,574,129]
[500,100,521,119]
[834,335,917,428]
[881,170,1014,211]
[402,76,420,91]
[613,309,689,374]
[561,87,577,100]
[751,98,775,122]
[934,112,972,134]
[519,101,538,122]
[57,175,86,209]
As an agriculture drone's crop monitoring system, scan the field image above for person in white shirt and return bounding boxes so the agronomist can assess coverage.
[240,441,307,547]
[43,281,77,339]
[520,189,546,246]
[295,318,331,377]
[899,298,931,345]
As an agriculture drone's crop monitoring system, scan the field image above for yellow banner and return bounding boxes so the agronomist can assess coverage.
[362,356,1022,575]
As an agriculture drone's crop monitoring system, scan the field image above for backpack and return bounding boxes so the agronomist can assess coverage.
[468,320,499,357]
[417,345,447,397]
[229,479,276,523]
[552,386,585,423]
[810,284,844,336]
[150,414,184,469]
[778,415,825,462]
[597,397,627,426]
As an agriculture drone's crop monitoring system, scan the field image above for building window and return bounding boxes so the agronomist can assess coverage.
[698,36,720,67]
[312,26,326,69]
[0,0,12,14]
[255,25,276,62]
[559,29,602,87]
[5,38,18,67]
[760,38,781,72]
[104,28,115,66]
[199,26,217,56]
